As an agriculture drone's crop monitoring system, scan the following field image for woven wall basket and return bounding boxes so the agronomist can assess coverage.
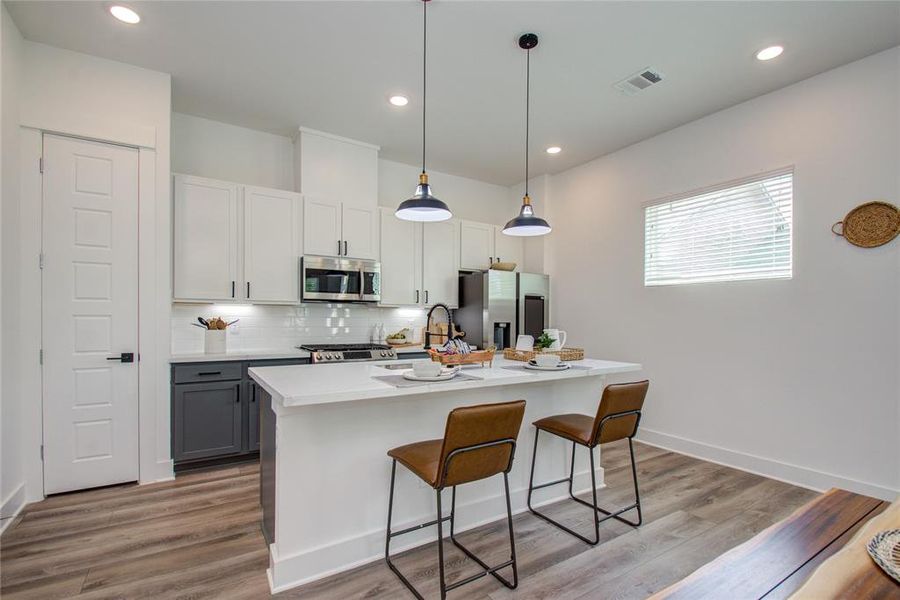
[832,201,900,248]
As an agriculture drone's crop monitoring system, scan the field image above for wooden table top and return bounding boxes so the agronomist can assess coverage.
[650,488,898,600]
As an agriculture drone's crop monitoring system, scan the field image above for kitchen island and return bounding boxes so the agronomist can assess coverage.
[249,356,641,593]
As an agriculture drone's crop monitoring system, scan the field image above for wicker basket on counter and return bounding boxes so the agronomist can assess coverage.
[429,348,495,367]
[503,347,585,363]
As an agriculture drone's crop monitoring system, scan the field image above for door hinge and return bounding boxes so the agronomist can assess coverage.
[39,157,44,174]
[39,253,45,269]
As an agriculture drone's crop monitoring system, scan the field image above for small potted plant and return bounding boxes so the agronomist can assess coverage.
[534,331,557,353]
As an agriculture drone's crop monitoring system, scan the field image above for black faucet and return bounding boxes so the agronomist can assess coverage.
[424,303,456,350]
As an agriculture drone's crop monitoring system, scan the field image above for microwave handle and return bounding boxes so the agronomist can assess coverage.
[359,269,366,300]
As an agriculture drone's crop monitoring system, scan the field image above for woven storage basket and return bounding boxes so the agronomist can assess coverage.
[503,347,585,362]
[832,201,900,248]
[429,348,495,367]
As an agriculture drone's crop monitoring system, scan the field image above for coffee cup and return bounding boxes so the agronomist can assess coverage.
[413,360,443,377]
[534,353,561,368]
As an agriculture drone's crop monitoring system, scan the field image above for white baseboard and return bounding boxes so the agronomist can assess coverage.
[0,483,27,534]
[140,459,175,485]
[638,428,899,501]
[268,466,605,594]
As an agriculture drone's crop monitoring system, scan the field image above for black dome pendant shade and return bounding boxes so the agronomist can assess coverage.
[396,0,452,222]
[503,33,551,237]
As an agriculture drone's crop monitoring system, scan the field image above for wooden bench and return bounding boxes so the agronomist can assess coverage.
[651,488,895,599]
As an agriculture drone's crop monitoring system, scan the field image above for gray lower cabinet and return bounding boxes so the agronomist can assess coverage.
[171,357,308,468]
[172,380,242,462]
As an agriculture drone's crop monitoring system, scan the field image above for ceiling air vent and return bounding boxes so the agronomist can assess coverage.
[614,68,664,96]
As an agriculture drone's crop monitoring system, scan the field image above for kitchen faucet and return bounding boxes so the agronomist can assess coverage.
[424,303,457,350]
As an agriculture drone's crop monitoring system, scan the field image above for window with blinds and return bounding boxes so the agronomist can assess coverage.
[644,169,793,286]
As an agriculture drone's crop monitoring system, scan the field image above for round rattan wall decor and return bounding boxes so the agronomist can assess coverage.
[832,201,900,248]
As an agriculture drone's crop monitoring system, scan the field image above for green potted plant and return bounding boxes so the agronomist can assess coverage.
[535,331,556,352]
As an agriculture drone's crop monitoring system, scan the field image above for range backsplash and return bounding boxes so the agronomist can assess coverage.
[171,303,428,355]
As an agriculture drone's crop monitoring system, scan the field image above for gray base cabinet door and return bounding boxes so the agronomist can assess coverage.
[173,381,243,462]
[247,381,260,452]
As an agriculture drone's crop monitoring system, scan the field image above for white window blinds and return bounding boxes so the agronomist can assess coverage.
[644,169,793,286]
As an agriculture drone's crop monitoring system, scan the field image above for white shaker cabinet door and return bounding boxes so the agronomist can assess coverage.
[243,186,303,303]
[379,209,422,306]
[423,219,460,308]
[173,175,240,301]
[303,196,342,257]
[342,205,379,260]
[493,225,524,271]
[459,220,494,271]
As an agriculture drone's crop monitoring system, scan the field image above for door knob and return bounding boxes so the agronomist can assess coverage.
[106,352,134,363]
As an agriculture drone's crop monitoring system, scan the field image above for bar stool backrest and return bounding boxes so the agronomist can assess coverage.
[591,380,649,446]
[438,400,526,488]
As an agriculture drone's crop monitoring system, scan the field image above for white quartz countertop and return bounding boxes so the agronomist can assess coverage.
[249,357,642,408]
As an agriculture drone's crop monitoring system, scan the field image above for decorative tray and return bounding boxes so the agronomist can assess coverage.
[503,347,585,362]
[867,529,900,583]
[429,348,495,367]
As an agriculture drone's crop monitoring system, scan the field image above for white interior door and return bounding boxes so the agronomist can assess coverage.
[42,134,140,494]
[244,186,302,303]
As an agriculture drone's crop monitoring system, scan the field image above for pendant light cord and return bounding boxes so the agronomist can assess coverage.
[421,0,427,175]
[525,47,530,197]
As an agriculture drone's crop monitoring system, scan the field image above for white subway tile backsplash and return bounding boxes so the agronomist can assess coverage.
[171,303,428,355]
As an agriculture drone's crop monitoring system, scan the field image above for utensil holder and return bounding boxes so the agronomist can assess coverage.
[205,329,226,354]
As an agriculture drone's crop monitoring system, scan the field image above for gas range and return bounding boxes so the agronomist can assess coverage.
[297,343,398,364]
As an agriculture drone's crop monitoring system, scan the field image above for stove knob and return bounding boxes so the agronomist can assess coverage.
[387,350,394,356]
[380,351,386,357]
[324,353,332,360]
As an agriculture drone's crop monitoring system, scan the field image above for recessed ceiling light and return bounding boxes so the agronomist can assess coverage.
[389,95,409,107]
[546,146,562,154]
[109,5,141,24]
[756,45,784,61]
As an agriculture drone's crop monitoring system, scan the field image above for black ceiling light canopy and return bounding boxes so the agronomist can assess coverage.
[503,33,551,237]
[395,0,452,222]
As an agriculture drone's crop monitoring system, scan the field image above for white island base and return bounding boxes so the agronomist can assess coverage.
[250,357,641,594]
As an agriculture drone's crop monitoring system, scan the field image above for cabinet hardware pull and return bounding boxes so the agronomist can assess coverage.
[344,240,348,256]
[251,383,256,403]
[236,383,240,402]
[338,240,342,255]
[416,290,420,303]
[496,256,500,263]
[198,371,222,376]
[425,290,429,304]
[231,281,235,298]
[489,256,493,264]
[247,281,251,298]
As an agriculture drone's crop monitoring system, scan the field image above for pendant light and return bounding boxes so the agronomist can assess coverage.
[395,0,452,222]
[503,33,551,237]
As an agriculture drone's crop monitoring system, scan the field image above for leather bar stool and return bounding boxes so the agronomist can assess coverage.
[527,380,649,545]
[385,400,526,599]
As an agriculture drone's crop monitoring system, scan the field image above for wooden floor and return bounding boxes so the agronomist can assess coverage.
[0,442,818,599]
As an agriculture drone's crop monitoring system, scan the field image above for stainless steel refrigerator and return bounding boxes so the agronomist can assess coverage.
[455,271,550,351]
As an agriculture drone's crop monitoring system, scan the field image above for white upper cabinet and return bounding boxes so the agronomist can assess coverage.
[244,186,303,303]
[459,220,495,271]
[379,208,422,306]
[493,226,524,271]
[303,196,342,257]
[423,220,460,308]
[173,175,240,301]
[341,205,378,259]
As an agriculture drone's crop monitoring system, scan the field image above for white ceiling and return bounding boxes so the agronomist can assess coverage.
[6,1,899,185]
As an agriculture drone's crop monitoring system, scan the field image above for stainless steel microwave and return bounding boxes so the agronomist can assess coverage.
[300,256,381,303]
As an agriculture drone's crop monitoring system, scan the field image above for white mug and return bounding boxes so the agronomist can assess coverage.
[516,335,535,351]
[543,328,567,350]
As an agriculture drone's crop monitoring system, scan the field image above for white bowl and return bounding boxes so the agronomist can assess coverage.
[412,361,442,378]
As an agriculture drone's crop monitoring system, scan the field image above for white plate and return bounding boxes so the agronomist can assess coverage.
[524,362,570,371]
[403,367,460,382]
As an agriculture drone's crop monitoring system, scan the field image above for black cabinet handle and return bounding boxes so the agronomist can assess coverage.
[235,383,240,403]
[107,352,134,363]
[425,290,429,304]
[489,256,493,264]
[250,383,257,403]
[496,256,501,263]
[338,240,342,255]
[231,281,235,298]
[415,290,420,303]
[246,281,250,298]
[197,371,222,376]
[344,240,348,256]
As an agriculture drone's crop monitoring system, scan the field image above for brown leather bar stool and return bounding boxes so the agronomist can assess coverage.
[385,400,526,599]
[527,380,649,545]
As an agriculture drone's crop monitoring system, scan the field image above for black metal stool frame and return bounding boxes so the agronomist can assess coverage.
[385,438,519,599]
[527,410,643,545]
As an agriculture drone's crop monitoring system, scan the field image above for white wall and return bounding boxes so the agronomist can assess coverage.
[172,113,294,190]
[543,47,900,499]
[0,2,26,530]
[14,41,173,497]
